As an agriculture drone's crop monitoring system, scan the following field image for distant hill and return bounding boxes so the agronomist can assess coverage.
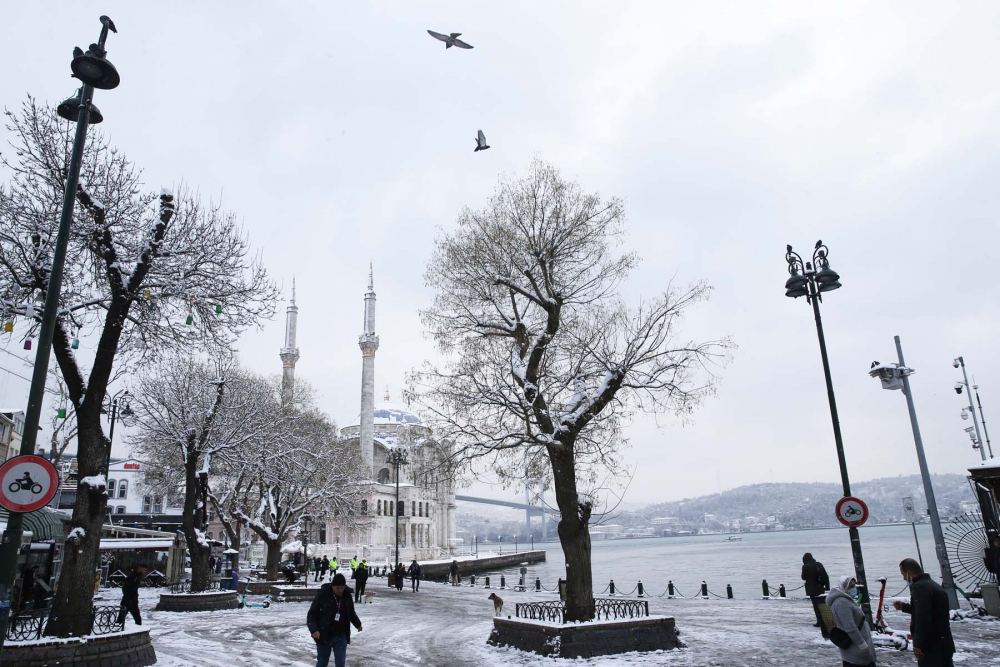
[634,474,977,531]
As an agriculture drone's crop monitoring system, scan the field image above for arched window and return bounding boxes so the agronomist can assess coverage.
[117,480,128,499]
[377,500,382,515]
[412,501,416,517]
[361,499,368,514]
[378,468,390,484]
[389,501,393,516]
[107,479,117,496]
[419,502,423,517]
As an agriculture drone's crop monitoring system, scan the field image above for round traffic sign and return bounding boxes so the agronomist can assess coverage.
[835,496,869,527]
[0,455,59,512]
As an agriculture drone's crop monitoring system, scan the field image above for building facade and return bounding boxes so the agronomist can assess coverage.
[0,409,25,461]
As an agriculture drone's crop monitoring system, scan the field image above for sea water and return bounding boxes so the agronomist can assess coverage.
[485,524,947,600]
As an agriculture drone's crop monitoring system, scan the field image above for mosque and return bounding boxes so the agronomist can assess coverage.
[278,269,458,562]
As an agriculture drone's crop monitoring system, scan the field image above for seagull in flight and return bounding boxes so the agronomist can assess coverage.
[427,30,474,49]
[474,130,490,152]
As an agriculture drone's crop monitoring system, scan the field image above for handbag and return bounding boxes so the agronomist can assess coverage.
[829,609,866,649]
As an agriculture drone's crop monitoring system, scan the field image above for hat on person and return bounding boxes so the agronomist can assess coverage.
[332,573,347,586]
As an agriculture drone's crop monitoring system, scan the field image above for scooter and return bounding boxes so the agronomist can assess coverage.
[871,577,910,651]
[237,581,271,610]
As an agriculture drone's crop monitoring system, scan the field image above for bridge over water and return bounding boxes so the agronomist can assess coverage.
[455,494,557,540]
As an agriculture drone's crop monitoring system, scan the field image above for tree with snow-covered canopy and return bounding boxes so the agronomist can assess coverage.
[128,358,275,593]
[411,159,731,622]
[0,97,278,636]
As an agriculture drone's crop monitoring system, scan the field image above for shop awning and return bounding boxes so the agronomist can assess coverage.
[0,506,72,541]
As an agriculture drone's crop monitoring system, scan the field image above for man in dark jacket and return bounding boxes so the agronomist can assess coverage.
[449,560,460,586]
[800,552,830,638]
[319,555,330,582]
[893,558,955,666]
[116,563,147,626]
[307,573,363,667]
[353,562,369,602]
[408,559,421,592]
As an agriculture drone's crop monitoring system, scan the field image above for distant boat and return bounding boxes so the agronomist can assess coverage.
[724,535,743,542]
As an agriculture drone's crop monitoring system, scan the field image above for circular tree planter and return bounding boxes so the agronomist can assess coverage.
[1,628,156,667]
[156,589,239,612]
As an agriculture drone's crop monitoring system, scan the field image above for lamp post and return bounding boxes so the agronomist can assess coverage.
[0,16,119,654]
[386,447,408,569]
[954,357,992,460]
[869,339,960,610]
[784,241,872,622]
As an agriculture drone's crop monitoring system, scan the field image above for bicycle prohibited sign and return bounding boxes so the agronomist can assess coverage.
[835,496,869,528]
[0,455,59,512]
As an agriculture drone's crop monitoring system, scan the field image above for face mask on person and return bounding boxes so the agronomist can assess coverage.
[848,586,858,600]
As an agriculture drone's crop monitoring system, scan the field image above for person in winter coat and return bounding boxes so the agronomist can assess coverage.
[320,556,330,582]
[826,575,876,667]
[408,559,421,592]
[353,562,369,602]
[801,552,831,637]
[449,560,460,586]
[893,558,955,666]
[350,556,358,579]
[117,563,147,626]
[394,563,405,592]
[231,563,240,592]
[307,573,363,667]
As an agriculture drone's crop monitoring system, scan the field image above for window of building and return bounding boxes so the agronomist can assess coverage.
[378,468,390,484]
[117,480,128,499]
[115,506,125,514]
[361,499,368,514]
[377,500,382,515]
[153,497,163,513]
[142,496,152,513]
[419,502,423,517]
[319,526,326,544]
[412,501,416,517]
[107,479,117,497]
[389,501,393,517]
[13,414,24,435]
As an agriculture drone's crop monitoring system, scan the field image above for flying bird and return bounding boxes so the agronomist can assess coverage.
[474,130,490,152]
[427,30,474,49]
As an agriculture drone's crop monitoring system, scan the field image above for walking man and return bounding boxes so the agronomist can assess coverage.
[893,558,955,666]
[354,560,369,603]
[801,552,831,638]
[408,559,421,592]
[350,556,358,579]
[394,563,405,592]
[449,560,460,586]
[307,572,363,667]
[319,556,330,582]
[117,563,147,626]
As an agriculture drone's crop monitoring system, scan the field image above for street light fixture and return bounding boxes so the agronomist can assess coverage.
[868,340,960,610]
[784,240,872,622]
[0,16,121,654]
[386,447,409,569]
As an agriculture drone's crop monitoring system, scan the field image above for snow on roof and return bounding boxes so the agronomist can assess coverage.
[100,539,173,550]
[349,402,423,428]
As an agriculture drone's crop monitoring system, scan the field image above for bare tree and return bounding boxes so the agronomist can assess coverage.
[128,358,275,592]
[412,160,731,621]
[0,98,278,636]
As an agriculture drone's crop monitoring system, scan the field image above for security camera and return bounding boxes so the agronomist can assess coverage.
[953,359,961,369]
[961,409,970,421]
[955,382,964,395]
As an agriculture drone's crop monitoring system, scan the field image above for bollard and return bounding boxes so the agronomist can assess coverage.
[470,574,476,587]
[485,576,491,589]
[500,575,506,589]
[726,584,733,599]
[779,584,786,599]
[668,581,675,598]
[637,580,644,598]
[609,579,615,596]
[700,581,708,598]
[761,579,770,599]
[535,577,541,592]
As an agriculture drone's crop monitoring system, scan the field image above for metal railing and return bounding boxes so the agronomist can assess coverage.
[168,580,221,594]
[515,598,649,624]
[6,606,124,641]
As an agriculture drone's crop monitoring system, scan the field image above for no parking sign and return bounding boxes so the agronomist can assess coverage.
[0,455,59,512]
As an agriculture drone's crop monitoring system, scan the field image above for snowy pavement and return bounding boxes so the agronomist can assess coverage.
[104,583,1000,666]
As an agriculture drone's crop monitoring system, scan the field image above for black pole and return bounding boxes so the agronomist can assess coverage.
[394,460,399,569]
[808,282,872,623]
[0,43,104,657]
[974,387,994,459]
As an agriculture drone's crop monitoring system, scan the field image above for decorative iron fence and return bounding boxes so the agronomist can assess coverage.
[6,606,124,641]
[168,580,221,594]
[515,598,649,624]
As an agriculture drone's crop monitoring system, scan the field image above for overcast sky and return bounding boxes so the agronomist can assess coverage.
[1,2,998,509]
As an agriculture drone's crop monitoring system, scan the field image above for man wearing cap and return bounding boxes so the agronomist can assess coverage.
[307,572,363,667]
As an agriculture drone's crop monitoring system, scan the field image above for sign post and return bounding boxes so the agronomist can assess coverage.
[902,496,923,570]
[835,496,869,528]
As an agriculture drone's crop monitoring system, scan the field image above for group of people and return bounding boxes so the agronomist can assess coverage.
[801,552,956,667]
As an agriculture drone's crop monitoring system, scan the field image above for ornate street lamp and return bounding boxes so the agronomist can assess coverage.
[784,241,872,622]
[386,447,409,569]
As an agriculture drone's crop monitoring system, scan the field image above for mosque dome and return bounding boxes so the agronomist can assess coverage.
[371,402,422,425]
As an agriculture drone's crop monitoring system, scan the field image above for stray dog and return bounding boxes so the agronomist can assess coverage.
[488,593,504,616]
[364,591,377,604]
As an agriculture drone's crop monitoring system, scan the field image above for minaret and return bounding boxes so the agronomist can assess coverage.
[358,265,378,476]
[279,278,300,407]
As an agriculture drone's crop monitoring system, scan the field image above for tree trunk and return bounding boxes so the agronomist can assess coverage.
[44,414,110,637]
[265,539,281,581]
[182,452,211,592]
[549,445,595,622]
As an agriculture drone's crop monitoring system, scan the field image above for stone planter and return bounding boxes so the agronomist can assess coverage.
[1,628,156,666]
[488,615,680,659]
[155,590,239,612]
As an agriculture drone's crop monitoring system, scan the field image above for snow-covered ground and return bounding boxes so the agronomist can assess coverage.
[100,583,1000,666]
